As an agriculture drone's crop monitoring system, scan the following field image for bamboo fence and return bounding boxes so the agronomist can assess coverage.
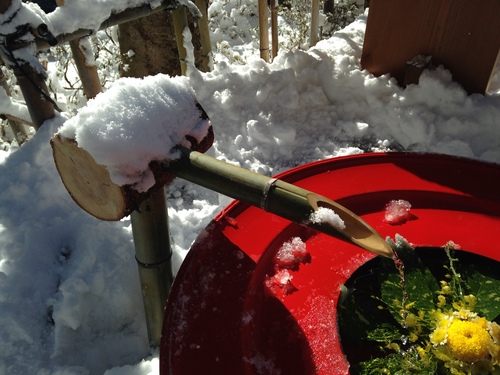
[0,0,211,349]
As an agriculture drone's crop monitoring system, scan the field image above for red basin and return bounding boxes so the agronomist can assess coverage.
[160,153,500,374]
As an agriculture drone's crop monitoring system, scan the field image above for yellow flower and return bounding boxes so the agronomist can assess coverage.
[439,281,452,295]
[430,327,447,345]
[437,295,447,307]
[405,313,418,327]
[446,319,492,363]
[464,294,477,310]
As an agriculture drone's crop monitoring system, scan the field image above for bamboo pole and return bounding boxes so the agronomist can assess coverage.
[164,147,392,258]
[67,39,102,98]
[271,0,278,58]
[194,0,212,72]
[56,0,102,99]
[258,0,270,62]
[117,9,186,347]
[172,7,189,76]
[130,191,173,347]
[310,0,320,47]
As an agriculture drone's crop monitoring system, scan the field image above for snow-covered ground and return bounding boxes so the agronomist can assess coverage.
[0,0,499,374]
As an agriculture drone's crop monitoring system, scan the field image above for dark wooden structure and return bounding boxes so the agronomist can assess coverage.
[361,0,500,94]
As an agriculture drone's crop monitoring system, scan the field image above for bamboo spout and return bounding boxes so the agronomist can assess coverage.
[164,147,393,258]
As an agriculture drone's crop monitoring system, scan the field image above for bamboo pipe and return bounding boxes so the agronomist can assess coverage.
[165,147,393,258]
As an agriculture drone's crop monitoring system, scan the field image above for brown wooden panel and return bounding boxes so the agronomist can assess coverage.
[361,0,500,94]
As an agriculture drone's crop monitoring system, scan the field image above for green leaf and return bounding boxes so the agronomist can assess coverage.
[366,322,401,343]
[462,264,500,321]
[354,350,438,375]
[379,246,438,325]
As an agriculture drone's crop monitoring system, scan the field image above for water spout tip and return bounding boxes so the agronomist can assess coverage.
[354,237,394,259]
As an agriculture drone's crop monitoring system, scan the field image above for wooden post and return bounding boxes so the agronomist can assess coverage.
[56,0,102,99]
[130,192,174,346]
[271,0,278,58]
[310,0,320,47]
[117,9,193,347]
[258,0,270,62]
[12,64,55,130]
[172,7,189,75]
[194,0,212,72]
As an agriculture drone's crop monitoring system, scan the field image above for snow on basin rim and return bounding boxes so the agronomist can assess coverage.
[57,74,211,192]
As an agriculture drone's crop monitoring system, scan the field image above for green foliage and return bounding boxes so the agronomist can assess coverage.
[338,239,500,375]
[354,350,438,375]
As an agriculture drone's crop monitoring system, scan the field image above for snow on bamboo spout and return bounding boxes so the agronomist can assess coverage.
[50,74,392,258]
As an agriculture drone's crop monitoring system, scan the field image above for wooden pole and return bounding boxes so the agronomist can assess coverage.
[258,0,270,62]
[56,0,102,99]
[172,7,189,75]
[67,39,103,99]
[194,0,212,72]
[271,0,278,59]
[12,65,55,130]
[130,192,174,346]
[117,8,196,346]
[310,0,320,47]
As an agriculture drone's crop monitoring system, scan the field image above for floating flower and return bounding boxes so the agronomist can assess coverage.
[428,302,500,373]
[340,240,500,375]
[447,319,491,362]
[430,310,500,367]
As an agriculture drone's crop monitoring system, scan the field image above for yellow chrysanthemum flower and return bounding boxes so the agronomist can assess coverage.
[446,319,492,363]
[430,327,447,345]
